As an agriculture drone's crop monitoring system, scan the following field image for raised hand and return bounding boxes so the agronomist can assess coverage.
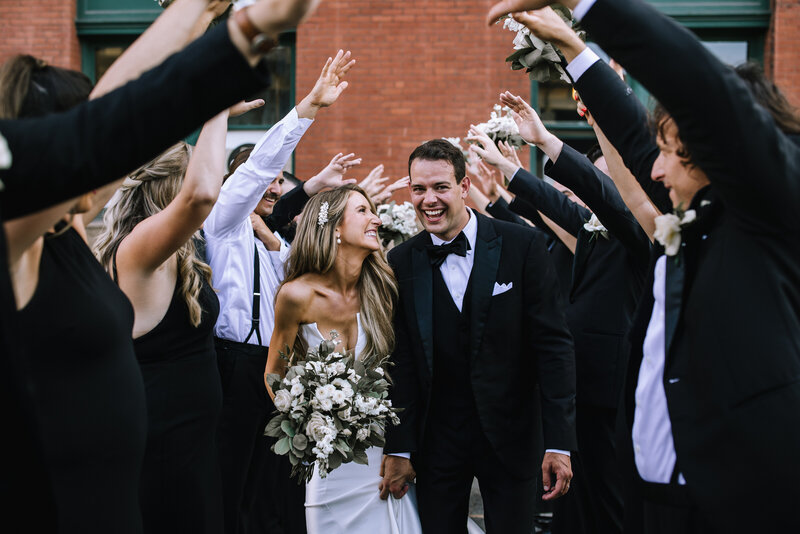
[466,126,507,167]
[499,91,550,146]
[499,140,523,169]
[472,161,501,203]
[359,164,389,198]
[310,50,355,106]
[486,0,579,26]
[303,152,361,196]
[372,176,410,205]
[510,7,583,55]
[229,98,265,118]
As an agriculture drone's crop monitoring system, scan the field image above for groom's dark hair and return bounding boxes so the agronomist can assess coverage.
[408,139,467,184]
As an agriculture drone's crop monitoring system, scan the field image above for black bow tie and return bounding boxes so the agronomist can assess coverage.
[426,232,470,268]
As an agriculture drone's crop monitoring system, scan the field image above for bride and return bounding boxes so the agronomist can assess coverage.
[265,184,422,534]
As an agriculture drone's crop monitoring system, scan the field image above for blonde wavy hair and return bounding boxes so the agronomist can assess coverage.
[94,142,213,327]
[284,184,398,363]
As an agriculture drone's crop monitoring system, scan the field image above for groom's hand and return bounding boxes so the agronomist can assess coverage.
[541,451,572,501]
[379,455,415,500]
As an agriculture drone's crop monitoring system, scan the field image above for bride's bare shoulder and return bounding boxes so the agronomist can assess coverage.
[277,275,328,309]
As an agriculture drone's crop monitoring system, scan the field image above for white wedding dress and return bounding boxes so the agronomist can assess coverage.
[300,314,423,534]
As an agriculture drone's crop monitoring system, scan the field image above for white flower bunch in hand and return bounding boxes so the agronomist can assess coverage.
[472,104,524,148]
[377,201,420,248]
[265,333,400,483]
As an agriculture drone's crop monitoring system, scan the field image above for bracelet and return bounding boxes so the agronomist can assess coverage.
[233,6,278,55]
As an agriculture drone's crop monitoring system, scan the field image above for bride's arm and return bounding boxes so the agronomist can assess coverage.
[265,282,308,399]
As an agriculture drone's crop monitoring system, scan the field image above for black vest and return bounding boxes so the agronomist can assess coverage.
[430,267,476,416]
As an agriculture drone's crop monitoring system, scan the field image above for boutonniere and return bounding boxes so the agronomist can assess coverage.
[654,207,696,256]
[583,214,609,240]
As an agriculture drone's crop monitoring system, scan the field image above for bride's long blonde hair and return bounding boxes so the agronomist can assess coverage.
[283,185,398,362]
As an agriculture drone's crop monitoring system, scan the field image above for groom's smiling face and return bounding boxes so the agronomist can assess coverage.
[409,158,470,242]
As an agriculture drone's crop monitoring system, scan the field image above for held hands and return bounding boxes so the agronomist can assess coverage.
[303,152,361,196]
[298,50,356,119]
[541,451,573,501]
[486,0,580,26]
[379,455,416,500]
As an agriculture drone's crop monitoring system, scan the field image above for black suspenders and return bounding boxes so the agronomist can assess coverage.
[243,243,263,346]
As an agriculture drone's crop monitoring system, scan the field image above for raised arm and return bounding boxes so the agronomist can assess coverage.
[203,51,355,239]
[467,125,589,237]
[0,0,321,220]
[594,123,660,240]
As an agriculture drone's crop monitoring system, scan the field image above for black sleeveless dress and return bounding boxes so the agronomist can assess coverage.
[17,228,147,534]
[122,261,224,534]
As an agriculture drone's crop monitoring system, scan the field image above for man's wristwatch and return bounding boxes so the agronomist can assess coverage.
[233,7,277,54]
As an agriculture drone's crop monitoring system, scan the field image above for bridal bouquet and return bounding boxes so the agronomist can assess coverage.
[377,201,420,248]
[265,333,400,483]
[472,105,524,148]
[499,6,585,83]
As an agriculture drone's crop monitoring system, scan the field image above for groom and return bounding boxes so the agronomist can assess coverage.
[381,139,577,533]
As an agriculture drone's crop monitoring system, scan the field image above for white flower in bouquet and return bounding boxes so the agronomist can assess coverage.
[473,105,524,147]
[377,201,421,248]
[356,427,370,442]
[274,389,293,413]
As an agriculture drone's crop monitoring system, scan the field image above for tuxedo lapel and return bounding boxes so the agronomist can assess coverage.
[469,216,502,362]
[411,239,434,375]
[664,255,684,360]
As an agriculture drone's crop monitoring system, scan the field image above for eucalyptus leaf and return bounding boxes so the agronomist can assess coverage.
[281,420,296,438]
[274,437,291,456]
[293,434,308,451]
[353,449,369,465]
[264,417,283,437]
[328,452,343,471]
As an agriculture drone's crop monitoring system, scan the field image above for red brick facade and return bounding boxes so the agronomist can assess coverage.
[769,0,800,107]
[0,0,81,71]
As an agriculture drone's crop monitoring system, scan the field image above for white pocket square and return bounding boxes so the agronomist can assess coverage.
[492,282,513,296]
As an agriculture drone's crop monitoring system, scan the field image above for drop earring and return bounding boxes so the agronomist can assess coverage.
[336,235,341,244]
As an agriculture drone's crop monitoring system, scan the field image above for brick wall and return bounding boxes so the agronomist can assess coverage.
[0,0,81,70]
[294,0,531,189]
[769,0,800,107]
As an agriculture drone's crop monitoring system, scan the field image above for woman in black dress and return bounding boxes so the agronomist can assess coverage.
[93,99,261,534]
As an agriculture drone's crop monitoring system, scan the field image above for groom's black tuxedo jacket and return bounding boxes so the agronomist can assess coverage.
[507,147,650,409]
[385,213,577,477]
[581,0,800,529]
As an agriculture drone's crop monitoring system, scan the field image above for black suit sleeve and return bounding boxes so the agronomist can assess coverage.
[384,250,419,454]
[507,167,591,237]
[581,0,800,231]
[266,184,310,232]
[508,196,560,243]
[572,59,671,213]
[0,23,270,220]
[545,143,651,266]
[486,196,528,226]
[524,232,577,451]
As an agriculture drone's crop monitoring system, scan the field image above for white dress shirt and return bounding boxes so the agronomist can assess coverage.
[204,107,312,345]
[632,256,686,485]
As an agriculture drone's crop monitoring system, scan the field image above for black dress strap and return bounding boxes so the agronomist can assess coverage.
[111,247,119,285]
[243,243,262,346]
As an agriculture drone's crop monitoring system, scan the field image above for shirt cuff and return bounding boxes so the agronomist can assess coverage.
[566,47,601,83]
[546,449,571,457]
[388,452,411,459]
[572,0,597,21]
[508,166,523,185]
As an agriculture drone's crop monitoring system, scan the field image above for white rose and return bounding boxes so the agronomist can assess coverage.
[290,381,305,397]
[380,213,393,227]
[274,389,293,413]
[653,213,682,256]
[306,412,329,442]
[330,389,346,406]
[356,427,370,441]
[513,31,529,50]
[583,213,607,233]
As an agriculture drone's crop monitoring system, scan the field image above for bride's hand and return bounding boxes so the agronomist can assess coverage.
[379,455,415,500]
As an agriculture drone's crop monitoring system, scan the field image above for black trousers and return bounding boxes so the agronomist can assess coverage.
[639,480,711,534]
[552,403,623,534]
[415,406,536,534]
[215,338,306,534]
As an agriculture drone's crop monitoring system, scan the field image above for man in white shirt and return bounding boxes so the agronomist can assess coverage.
[205,50,358,534]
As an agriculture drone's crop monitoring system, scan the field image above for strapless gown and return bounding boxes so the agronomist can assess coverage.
[300,314,423,534]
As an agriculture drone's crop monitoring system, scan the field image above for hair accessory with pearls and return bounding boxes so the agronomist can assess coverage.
[318,201,329,227]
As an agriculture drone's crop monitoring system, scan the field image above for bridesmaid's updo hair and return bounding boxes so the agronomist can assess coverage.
[283,184,398,363]
[93,143,213,327]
